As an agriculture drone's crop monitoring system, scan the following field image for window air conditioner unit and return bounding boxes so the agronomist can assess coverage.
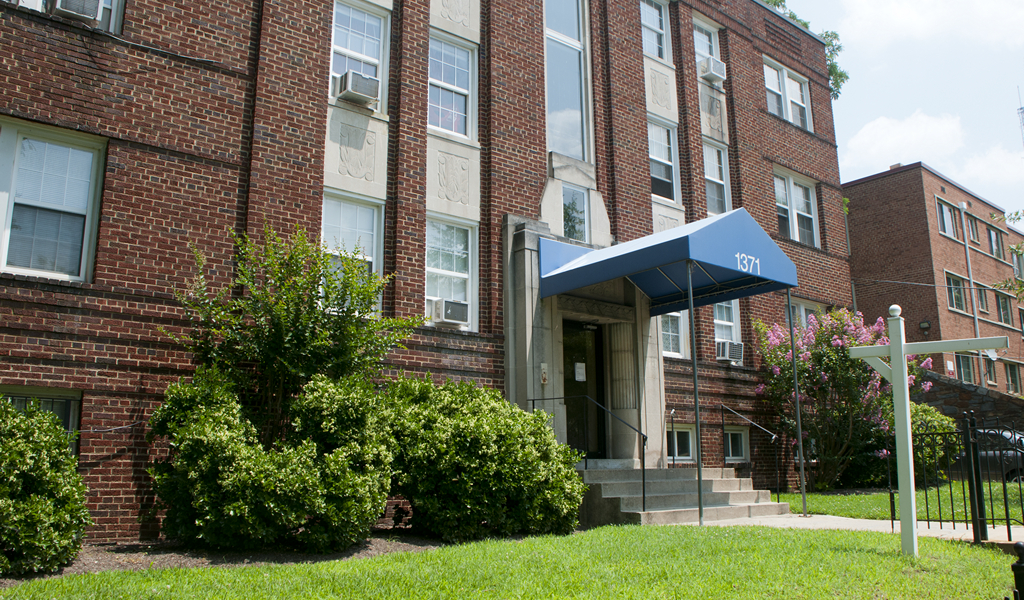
[716,340,743,363]
[332,71,380,106]
[699,57,727,84]
[53,0,101,22]
[431,298,470,326]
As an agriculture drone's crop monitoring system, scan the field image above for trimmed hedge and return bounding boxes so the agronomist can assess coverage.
[0,397,92,576]
[148,370,391,552]
[389,378,586,542]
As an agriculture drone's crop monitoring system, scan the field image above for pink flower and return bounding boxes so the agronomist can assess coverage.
[922,381,933,392]
[907,374,915,387]
[921,357,933,369]
[755,384,766,395]
[771,365,781,376]
[876,449,890,459]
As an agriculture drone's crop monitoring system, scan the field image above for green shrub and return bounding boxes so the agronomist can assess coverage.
[0,397,92,575]
[389,378,585,542]
[148,370,391,552]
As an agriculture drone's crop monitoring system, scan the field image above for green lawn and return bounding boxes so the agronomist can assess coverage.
[1,526,1012,599]
[781,482,1024,525]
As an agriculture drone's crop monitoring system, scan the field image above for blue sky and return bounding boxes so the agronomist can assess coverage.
[784,0,1024,215]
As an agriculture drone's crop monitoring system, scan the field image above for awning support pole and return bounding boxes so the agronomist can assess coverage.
[687,260,704,526]
[786,288,808,516]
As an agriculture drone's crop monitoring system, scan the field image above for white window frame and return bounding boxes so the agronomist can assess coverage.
[703,141,730,216]
[976,284,989,314]
[955,353,975,384]
[789,299,826,328]
[16,0,124,33]
[763,58,812,132]
[544,0,592,162]
[1007,362,1022,395]
[692,16,720,64]
[331,0,390,108]
[648,120,680,205]
[724,426,749,463]
[935,199,960,240]
[773,167,819,248]
[427,33,476,139]
[997,292,1014,327]
[1013,252,1023,280]
[561,182,589,243]
[424,214,478,331]
[321,191,384,276]
[945,273,966,312]
[640,0,669,61]
[0,117,105,283]
[666,423,695,464]
[988,226,1005,260]
[660,311,689,358]
[714,299,740,343]
[984,357,997,384]
[967,215,980,243]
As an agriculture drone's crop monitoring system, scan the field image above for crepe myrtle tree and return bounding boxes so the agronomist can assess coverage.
[754,309,934,490]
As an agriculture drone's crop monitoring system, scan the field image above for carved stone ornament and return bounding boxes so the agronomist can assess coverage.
[656,214,679,233]
[338,124,375,181]
[649,69,672,109]
[439,0,470,27]
[700,87,725,142]
[438,151,470,204]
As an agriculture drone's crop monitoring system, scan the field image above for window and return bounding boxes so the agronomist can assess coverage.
[976,284,989,313]
[666,425,694,464]
[704,143,730,216]
[1003,362,1019,395]
[545,0,589,161]
[967,216,980,242]
[773,170,817,247]
[562,183,589,242]
[640,0,667,60]
[789,299,826,328]
[425,219,475,328]
[648,122,678,203]
[724,427,748,462]
[428,36,473,136]
[1013,253,1023,280]
[763,60,811,131]
[16,0,123,33]
[997,293,1014,326]
[332,2,387,83]
[946,274,966,312]
[984,357,997,384]
[955,354,975,384]
[936,200,959,239]
[3,388,82,452]
[693,21,719,63]
[661,311,689,358]
[988,227,1004,260]
[714,300,739,343]
[0,118,105,282]
[322,194,382,274]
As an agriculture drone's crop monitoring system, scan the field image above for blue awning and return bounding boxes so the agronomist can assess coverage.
[539,209,799,317]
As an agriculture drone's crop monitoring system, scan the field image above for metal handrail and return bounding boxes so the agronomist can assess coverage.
[718,404,781,502]
[528,395,648,511]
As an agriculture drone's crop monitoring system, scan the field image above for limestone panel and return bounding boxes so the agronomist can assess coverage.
[644,57,677,124]
[429,0,479,43]
[426,136,480,222]
[325,105,389,200]
[699,82,728,144]
[652,202,686,233]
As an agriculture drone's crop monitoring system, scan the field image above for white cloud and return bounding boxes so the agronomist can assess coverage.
[839,0,1024,49]
[841,111,964,176]
[939,145,1024,210]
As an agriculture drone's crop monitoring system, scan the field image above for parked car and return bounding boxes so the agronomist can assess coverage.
[950,429,1024,483]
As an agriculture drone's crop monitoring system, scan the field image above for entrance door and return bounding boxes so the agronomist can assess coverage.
[563,320,607,459]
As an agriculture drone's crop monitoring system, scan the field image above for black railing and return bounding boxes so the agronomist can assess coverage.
[884,411,1024,543]
[719,404,782,503]
[528,395,649,511]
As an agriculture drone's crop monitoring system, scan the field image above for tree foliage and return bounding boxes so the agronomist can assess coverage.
[167,225,419,445]
[762,0,849,99]
[754,309,942,490]
[0,397,92,575]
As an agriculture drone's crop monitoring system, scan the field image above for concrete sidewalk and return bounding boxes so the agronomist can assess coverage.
[692,512,1024,551]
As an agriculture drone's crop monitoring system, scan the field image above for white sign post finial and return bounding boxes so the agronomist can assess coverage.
[850,304,1008,557]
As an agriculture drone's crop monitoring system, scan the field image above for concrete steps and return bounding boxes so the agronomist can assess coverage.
[579,467,789,528]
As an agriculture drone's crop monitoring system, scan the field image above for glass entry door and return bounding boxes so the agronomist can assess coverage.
[563,320,607,459]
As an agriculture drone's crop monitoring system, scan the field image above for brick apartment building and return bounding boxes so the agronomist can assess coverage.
[846,162,1024,397]
[0,0,850,540]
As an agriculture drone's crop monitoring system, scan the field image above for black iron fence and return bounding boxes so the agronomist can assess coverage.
[885,412,1024,543]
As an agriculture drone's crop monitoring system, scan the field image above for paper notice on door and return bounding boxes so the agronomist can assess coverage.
[575,362,586,382]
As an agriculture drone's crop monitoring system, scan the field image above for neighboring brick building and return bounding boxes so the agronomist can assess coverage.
[0,0,849,540]
[846,162,1024,401]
